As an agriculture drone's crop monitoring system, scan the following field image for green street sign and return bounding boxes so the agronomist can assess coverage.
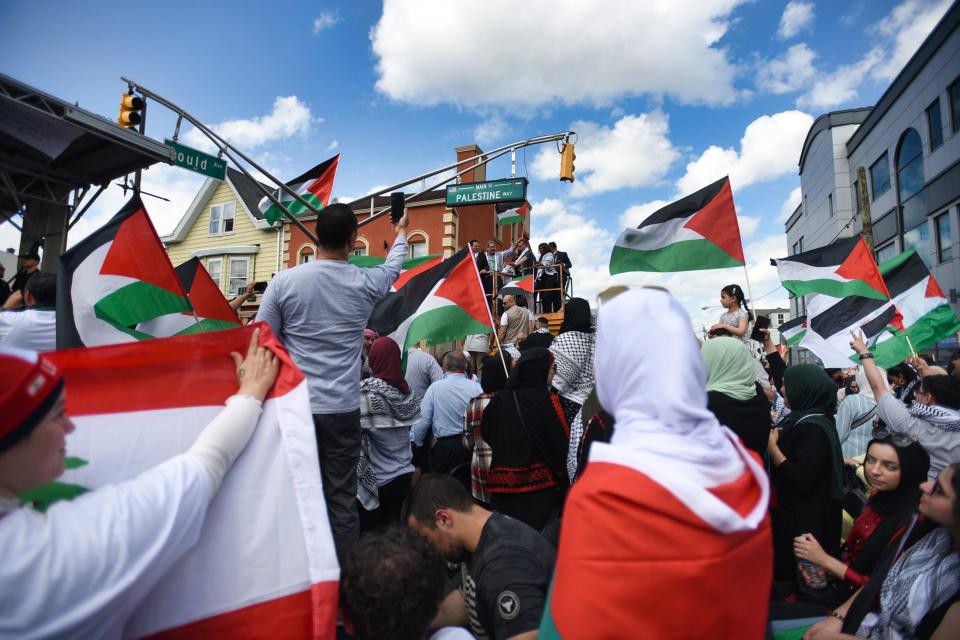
[445,178,527,207]
[164,139,227,180]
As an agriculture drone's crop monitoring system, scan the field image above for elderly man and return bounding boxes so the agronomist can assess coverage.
[410,351,482,476]
[498,294,529,359]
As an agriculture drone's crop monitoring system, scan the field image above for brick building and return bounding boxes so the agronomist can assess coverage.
[282,144,528,267]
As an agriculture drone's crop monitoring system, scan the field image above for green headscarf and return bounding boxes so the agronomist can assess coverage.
[779,364,845,500]
[702,336,757,401]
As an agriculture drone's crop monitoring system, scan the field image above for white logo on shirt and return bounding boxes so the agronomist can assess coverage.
[496,591,520,620]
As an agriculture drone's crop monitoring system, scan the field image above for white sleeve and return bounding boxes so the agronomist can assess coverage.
[0,311,19,342]
[186,394,263,493]
[500,312,508,326]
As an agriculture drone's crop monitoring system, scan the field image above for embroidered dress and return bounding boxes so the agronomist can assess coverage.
[719,308,751,347]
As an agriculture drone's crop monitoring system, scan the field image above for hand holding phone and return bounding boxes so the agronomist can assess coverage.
[390,192,405,223]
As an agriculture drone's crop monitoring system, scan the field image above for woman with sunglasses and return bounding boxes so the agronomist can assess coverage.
[851,332,960,481]
[803,462,960,639]
[789,433,929,609]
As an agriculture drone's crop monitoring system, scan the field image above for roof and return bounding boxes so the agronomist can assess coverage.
[798,108,872,174]
[847,2,960,156]
[347,188,446,213]
[0,73,174,216]
[226,167,274,220]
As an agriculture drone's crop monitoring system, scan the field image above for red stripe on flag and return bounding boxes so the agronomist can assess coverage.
[393,255,443,290]
[835,236,891,299]
[435,252,490,326]
[188,261,241,324]
[926,274,946,299]
[100,207,187,297]
[47,323,304,416]
[682,178,745,264]
[144,581,338,640]
[305,155,339,208]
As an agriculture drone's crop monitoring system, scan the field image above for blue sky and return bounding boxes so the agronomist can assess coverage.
[1,0,952,322]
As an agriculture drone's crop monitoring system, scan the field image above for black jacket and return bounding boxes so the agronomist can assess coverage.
[706,386,771,456]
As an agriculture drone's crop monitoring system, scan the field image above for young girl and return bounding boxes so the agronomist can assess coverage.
[710,284,752,347]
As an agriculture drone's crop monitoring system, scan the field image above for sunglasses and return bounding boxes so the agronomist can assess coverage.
[872,426,918,448]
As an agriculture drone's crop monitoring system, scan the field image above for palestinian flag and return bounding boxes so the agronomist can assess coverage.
[801,293,904,368]
[609,176,745,274]
[258,154,340,225]
[778,315,807,347]
[772,235,890,301]
[32,324,338,638]
[57,195,195,349]
[348,253,443,290]
[175,257,242,332]
[496,200,529,226]
[870,249,960,368]
[501,274,534,295]
[367,247,492,353]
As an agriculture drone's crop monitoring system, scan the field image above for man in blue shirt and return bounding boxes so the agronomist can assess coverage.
[411,351,483,477]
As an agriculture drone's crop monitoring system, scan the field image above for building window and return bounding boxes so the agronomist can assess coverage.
[299,246,315,264]
[904,224,933,267]
[828,193,834,218]
[208,203,236,236]
[927,99,944,151]
[206,257,223,291]
[950,77,960,133]
[408,233,427,259]
[870,152,891,200]
[876,242,899,264]
[792,236,804,256]
[936,212,953,263]
[228,256,249,297]
[896,128,924,203]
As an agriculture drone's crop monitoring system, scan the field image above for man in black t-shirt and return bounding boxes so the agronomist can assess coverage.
[404,473,556,640]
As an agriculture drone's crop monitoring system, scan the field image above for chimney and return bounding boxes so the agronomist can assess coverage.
[455,144,486,184]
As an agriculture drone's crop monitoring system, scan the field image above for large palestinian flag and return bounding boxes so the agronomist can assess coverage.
[175,257,243,332]
[496,200,529,226]
[31,324,338,638]
[57,195,195,349]
[870,249,960,368]
[778,315,807,347]
[801,293,904,368]
[367,247,492,353]
[348,253,443,290]
[772,235,890,301]
[609,176,745,274]
[258,154,340,225]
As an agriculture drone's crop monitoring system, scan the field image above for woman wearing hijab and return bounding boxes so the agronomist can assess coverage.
[702,336,772,456]
[788,435,930,609]
[767,365,845,584]
[835,367,883,459]
[480,347,569,532]
[549,297,596,480]
[463,352,512,505]
[357,337,421,531]
[540,289,772,638]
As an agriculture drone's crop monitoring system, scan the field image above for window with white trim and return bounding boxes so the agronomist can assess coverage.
[208,202,236,236]
[408,234,427,259]
[300,247,315,264]
[228,256,249,297]
[206,257,223,291]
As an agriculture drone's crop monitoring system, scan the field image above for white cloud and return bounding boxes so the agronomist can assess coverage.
[756,43,817,94]
[618,199,672,228]
[778,186,802,223]
[473,115,510,146]
[313,11,339,34]
[778,1,815,39]
[183,96,315,153]
[676,110,813,195]
[371,0,748,109]
[327,139,339,151]
[796,47,882,109]
[871,0,951,81]
[532,111,679,198]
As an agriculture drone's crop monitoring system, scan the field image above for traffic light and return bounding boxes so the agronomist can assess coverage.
[560,143,575,182]
[118,93,144,128]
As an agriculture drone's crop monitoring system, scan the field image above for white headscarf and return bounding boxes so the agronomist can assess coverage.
[855,365,886,402]
[593,288,769,532]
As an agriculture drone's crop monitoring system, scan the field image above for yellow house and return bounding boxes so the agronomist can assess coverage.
[162,168,282,306]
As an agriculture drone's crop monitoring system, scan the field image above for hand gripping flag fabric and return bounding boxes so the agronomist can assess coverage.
[800,293,904,368]
[367,247,492,353]
[36,323,339,639]
[348,254,443,290]
[870,249,960,368]
[772,235,890,301]
[57,195,196,349]
[258,154,340,225]
[778,315,807,347]
[495,200,529,226]
[609,176,745,274]
[174,257,242,333]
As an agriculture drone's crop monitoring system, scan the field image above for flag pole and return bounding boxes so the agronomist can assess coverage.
[742,263,758,323]
[468,243,510,376]
[904,332,919,360]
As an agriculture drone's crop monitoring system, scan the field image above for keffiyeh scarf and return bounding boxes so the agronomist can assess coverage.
[357,378,421,510]
[908,402,960,432]
[551,331,596,480]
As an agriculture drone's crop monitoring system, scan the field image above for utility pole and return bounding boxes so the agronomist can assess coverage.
[857,166,875,259]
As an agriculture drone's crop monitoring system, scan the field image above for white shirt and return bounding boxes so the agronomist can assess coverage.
[0,308,56,351]
[0,455,212,639]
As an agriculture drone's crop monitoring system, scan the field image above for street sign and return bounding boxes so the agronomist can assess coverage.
[164,138,227,180]
[445,178,527,207]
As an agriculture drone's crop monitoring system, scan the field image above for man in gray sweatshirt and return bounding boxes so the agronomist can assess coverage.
[257,203,408,556]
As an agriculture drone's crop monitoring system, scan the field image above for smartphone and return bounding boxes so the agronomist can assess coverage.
[253,281,268,293]
[750,315,771,342]
[390,192,405,223]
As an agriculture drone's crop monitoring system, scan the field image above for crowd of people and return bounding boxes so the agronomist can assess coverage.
[473,237,572,315]
[3,203,960,639]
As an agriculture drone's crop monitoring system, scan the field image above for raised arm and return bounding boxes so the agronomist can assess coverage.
[850,331,890,401]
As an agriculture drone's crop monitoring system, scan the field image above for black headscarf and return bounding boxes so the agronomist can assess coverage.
[559,297,592,334]
[480,351,512,394]
[508,347,553,388]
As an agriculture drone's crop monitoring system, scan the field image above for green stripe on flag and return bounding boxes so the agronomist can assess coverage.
[871,304,960,369]
[609,238,742,274]
[401,304,491,351]
[19,457,90,511]
[262,191,326,225]
[785,330,806,347]
[175,318,243,335]
[94,280,193,341]
[781,278,888,300]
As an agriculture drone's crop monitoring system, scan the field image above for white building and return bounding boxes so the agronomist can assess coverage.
[787,3,960,362]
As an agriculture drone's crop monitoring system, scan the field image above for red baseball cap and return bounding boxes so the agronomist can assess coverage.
[0,348,64,454]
